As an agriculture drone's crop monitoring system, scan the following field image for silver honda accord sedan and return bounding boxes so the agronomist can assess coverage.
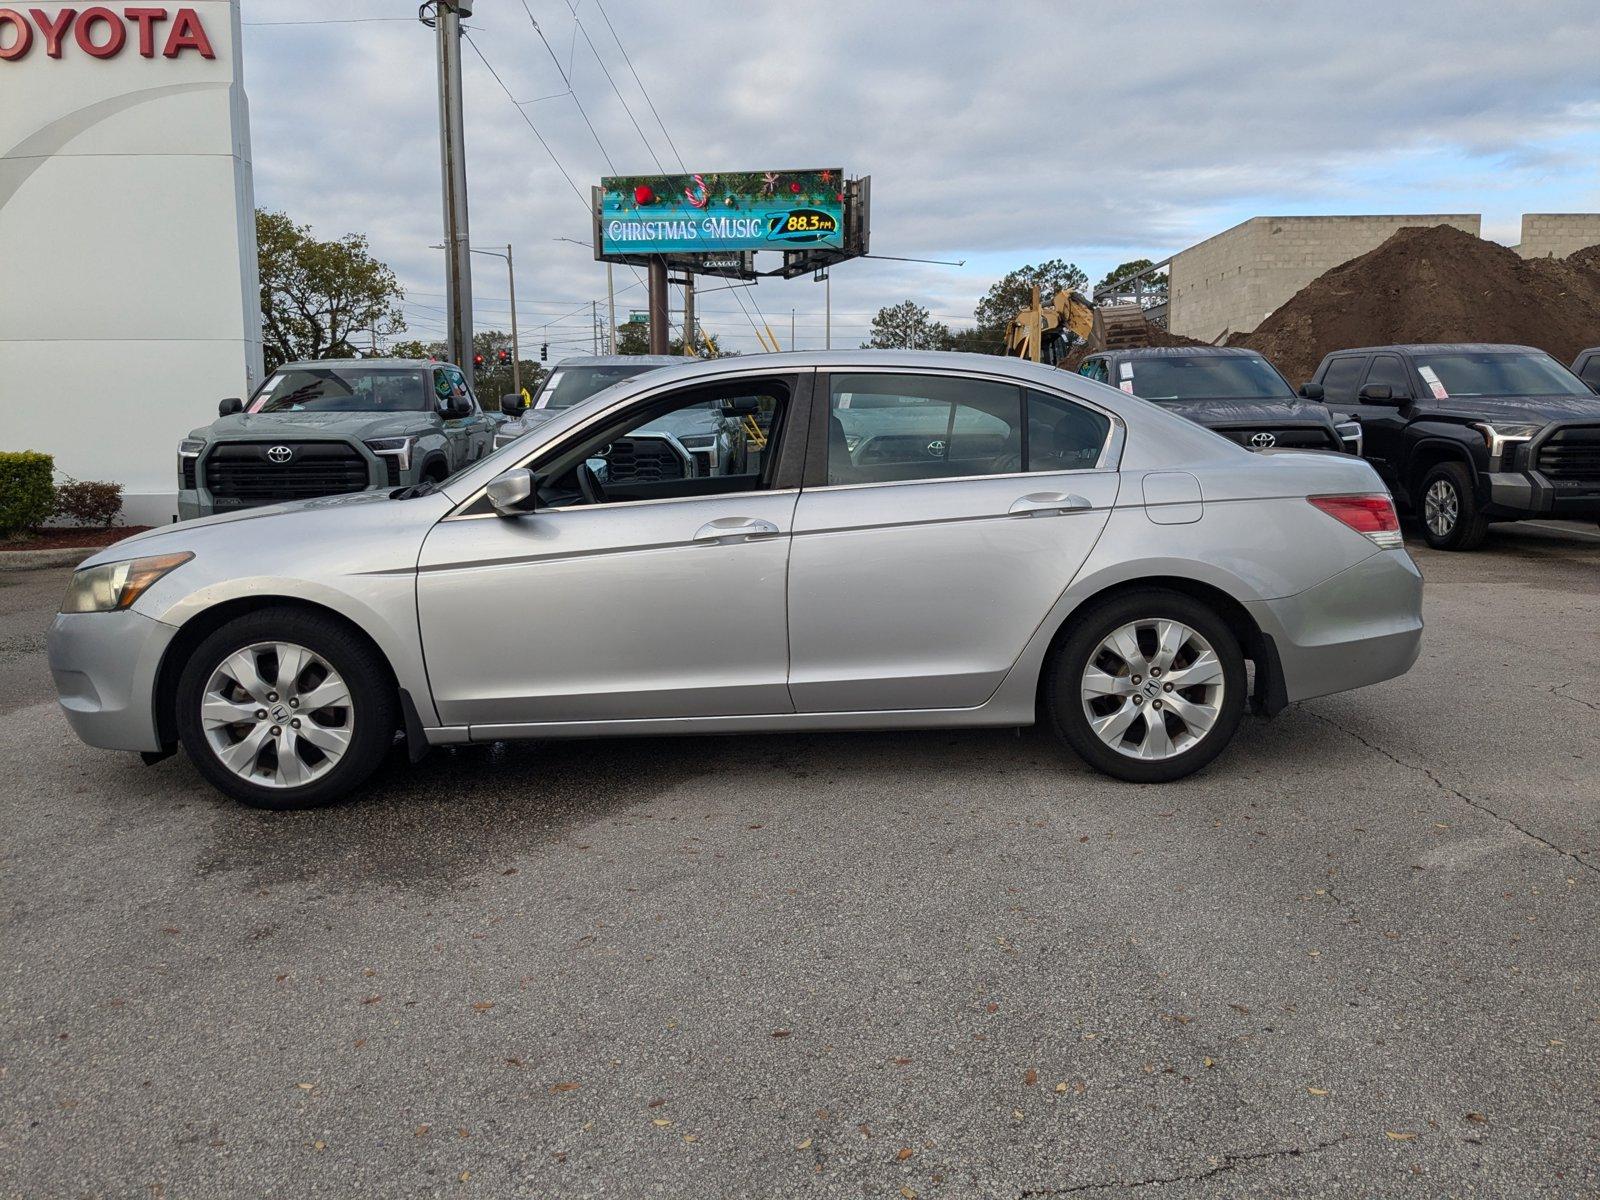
[48,351,1422,809]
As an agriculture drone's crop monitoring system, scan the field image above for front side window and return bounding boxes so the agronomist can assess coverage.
[249,367,430,414]
[1122,354,1295,402]
[1409,351,1590,398]
[532,379,789,507]
[437,367,475,414]
[1579,356,1600,389]
[1319,357,1368,405]
[1363,355,1411,396]
[828,373,1022,485]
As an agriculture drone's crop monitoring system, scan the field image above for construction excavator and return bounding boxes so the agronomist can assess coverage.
[1003,284,1154,365]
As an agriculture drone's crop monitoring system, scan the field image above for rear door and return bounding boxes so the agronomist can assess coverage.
[786,369,1119,713]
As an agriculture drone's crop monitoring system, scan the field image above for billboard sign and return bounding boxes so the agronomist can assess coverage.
[599,169,844,256]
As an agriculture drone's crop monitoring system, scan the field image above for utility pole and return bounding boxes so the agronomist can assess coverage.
[504,243,520,401]
[606,263,616,354]
[825,272,831,349]
[682,278,695,356]
[431,0,474,384]
[591,301,599,355]
[648,258,669,354]
[790,308,796,351]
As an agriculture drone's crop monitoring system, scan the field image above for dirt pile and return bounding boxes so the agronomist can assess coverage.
[1236,225,1600,384]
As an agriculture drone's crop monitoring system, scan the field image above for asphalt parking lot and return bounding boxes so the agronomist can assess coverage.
[2,521,1597,1199]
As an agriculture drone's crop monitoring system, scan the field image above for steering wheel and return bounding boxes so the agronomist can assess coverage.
[576,462,607,505]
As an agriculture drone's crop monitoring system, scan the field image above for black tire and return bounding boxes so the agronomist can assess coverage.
[1045,589,1247,783]
[1416,461,1488,551]
[175,607,397,810]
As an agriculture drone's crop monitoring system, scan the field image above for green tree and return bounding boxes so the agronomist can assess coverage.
[972,259,1089,337]
[615,322,650,355]
[943,325,1005,355]
[1098,258,1166,299]
[864,300,952,350]
[256,209,407,372]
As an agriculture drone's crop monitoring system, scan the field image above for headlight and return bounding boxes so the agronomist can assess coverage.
[178,438,205,457]
[1473,422,1542,467]
[1334,421,1363,455]
[492,428,522,450]
[364,436,415,471]
[60,553,193,614]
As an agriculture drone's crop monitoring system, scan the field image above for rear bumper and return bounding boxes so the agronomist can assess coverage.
[1247,549,1423,704]
[47,609,176,753]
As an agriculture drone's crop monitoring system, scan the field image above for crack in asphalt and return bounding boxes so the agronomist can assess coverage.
[1307,710,1599,877]
[1548,683,1600,715]
[1017,1134,1353,1194]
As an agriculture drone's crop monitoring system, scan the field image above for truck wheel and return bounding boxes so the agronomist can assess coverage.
[1417,462,1487,551]
[175,607,397,810]
[1045,589,1246,783]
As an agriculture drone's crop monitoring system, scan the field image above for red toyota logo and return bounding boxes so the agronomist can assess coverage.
[0,6,215,61]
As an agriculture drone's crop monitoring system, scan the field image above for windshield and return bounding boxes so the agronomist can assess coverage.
[1124,355,1295,402]
[1410,351,1589,398]
[250,367,431,414]
[536,364,659,411]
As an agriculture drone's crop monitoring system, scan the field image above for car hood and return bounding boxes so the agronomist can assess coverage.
[194,411,439,442]
[1408,393,1600,424]
[1151,397,1334,427]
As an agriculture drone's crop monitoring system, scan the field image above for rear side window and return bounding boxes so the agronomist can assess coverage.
[1320,357,1368,404]
[1026,390,1110,471]
[828,373,1021,485]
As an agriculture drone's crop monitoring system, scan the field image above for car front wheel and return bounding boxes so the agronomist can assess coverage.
[175,608,396,809]
[1046,590,1247,783]
[1417,461,1488,551]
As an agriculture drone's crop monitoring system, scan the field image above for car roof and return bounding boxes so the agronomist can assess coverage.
[553,354,684,367]
[1094,346,1264,360]
[1322,343,1547,357]
[276,358,445,370]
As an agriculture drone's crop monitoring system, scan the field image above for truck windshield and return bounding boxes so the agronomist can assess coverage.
[536,365,658,411]
[1410,352,1590,398]
[1125,356,1295,402]
[249,367,431,414]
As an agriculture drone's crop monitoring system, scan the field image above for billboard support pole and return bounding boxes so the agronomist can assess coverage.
[606,263,616,354]
[683,278,695,356]
[433,0,474,385]
[648,257,669,354]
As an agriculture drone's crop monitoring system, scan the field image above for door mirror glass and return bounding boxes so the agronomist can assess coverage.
[1298,382,1324,401]
[1358,383,1396,403]
[500,394,524,417]
[486,468,537,517]
[219,397,244,417]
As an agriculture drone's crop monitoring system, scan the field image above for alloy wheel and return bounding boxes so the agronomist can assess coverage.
[1424,479,1458,537]
[1080,619,1225,760]
[199,641,354,789]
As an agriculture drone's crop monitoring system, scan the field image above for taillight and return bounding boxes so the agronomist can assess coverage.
[1308,493,1402,550]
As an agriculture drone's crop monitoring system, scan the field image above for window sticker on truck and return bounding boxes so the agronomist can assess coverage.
[1417,365,1449,400]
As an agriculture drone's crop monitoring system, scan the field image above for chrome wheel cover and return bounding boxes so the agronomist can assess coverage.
[1080,619,1224,760]
[199,642,353,789]
[1424,479,1458,537]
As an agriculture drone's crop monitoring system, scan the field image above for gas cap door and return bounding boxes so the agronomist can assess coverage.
[1142,471,1203,525]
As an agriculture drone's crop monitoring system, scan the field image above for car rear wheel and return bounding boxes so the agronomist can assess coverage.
[175,608,396,810]
[1417,461,1487,551]
[1046,590,1246,783]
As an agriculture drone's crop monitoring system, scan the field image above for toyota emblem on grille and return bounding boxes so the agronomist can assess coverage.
[1249,431,1277,449]
[266,445,294,464]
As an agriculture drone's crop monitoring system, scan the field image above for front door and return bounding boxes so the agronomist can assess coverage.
[1345,354,1414,486]
[786,370,1120,713]
[437,365,492,468]
[417,375,802,728]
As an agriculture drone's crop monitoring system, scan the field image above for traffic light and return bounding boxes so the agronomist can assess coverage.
[472,353,485,370]
[496,348,510,366]
[540,343,548,362]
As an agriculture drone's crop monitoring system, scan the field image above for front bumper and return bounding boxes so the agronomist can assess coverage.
[1484,471,1600,519]
[1247,549,1424,704]
[47,609,177,753]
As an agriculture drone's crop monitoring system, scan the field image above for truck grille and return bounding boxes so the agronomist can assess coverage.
[1536,425,1600,486]
[601,438,685,483]
[204,442,372,507]
[1219,427,1342,451]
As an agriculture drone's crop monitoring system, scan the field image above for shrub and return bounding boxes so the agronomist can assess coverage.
[0,451,55,535]
[53,477,124,527]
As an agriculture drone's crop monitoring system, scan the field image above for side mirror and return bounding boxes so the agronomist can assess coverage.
[485,468,537,517]
[1358,383,1396,403]
[1298,383,1324,401]
[219,397,244,416]
[718,396,761,415]
[500,394,524,417]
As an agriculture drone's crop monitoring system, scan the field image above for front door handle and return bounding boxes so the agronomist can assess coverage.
[1008,492,1092,517]
[693,516,780,543]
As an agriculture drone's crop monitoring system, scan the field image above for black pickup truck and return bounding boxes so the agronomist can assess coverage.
[1301,343,1600,550]
[1076,346,1361,455]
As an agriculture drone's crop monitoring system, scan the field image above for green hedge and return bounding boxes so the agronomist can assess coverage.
[0,451,55,535]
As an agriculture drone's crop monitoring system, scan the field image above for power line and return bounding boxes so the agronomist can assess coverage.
[589,0,685,171]
[556,0,664,173]
[242,17,416,26]
[461,29,589,210]
[518,2,615,174]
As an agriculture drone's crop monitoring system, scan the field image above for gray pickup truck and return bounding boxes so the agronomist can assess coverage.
[178,359,496,519]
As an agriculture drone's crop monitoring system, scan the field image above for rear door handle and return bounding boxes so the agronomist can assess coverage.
[693,516,781,543]
[1008,492,1092,517]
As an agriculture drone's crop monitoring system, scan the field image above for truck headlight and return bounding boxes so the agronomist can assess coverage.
[60,553,193,614]
[1473,422,1542,469]
[1334,421,1362,456]
[364,436,415,471]
[178,438,205,457]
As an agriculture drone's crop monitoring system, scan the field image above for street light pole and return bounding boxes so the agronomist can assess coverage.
[504,243,520,401]
[430,0,474,385]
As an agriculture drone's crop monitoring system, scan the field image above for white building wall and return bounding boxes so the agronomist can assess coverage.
[0,1,259,525]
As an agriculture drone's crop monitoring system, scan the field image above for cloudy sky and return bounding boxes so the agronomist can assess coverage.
[242,0,1600,356]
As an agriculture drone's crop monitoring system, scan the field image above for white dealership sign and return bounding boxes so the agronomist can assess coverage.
[0,1,260,524]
